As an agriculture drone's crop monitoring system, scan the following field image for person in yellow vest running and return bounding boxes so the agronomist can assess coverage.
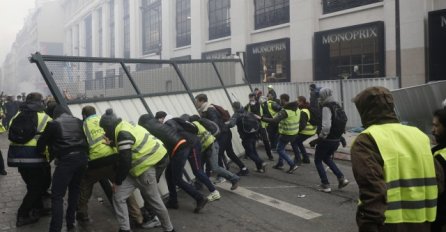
[265,93,282,150]
[99,109,175,232]
[292,96,317,164]
[351,87,444,232]
[432,108,446,232]
[77,106,145,229]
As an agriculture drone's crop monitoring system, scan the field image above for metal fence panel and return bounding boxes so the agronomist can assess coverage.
[226,85,252,106]
[144,94,197,117]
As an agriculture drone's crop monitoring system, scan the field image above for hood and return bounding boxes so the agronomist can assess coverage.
[319,88,334,105]
[20,101,45,112]
[353,86,399,128]
[232,101,244,113]
[283,101,299,111]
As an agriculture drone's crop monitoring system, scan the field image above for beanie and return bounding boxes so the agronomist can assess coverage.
[99,108,120,129]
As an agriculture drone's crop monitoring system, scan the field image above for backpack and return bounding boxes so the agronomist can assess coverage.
[241,112,260,134]
[324,102,347,137]
[308,107,321,126]
[198,118,220,137]
[8,111,38,144]
[211,104,231,122]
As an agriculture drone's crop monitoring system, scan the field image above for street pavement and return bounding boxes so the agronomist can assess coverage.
[0,133,359,232]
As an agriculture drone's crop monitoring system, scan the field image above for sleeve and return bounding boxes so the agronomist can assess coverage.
[299,111,308,131]
[226,112,239,128]
[261,110,287,124]
[351,134,386,232]
[206,107,221,125]
[115,131,135,185]
[319,106,332,139]
[272,102,282,112]
[36,122,56,156]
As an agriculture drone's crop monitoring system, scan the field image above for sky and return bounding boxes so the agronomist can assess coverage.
[0,0,36,65]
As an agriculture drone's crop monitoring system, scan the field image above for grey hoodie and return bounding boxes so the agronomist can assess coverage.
[319,88,335,139]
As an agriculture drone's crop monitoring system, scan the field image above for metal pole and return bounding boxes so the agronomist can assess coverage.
[171,62,196,104]
[120,62,154,117]
[395,0,402,87]
[211,62,234,105]
[29,52,69,110]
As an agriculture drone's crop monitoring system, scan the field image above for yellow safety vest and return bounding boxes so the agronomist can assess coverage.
[83,115,117,161]
[434,147,446,161]
[114,121,167,177]
[10,111,51,147]
[299,109,316,136]
[192,121,215,152]
[247,104,268,128]
[278,109,300,136]
[360,123,437,223]
[267,100,279,117]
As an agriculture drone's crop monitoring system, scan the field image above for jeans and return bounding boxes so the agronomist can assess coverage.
[258,127,273,159]
[189,145,215,193]
[293,134,313,161]
[17,166,51,217]
[113,168,173,231]
[50,152,88,232]
[276,135,297,167]
[241,138,264,169]
[0,150,5,172]
[203,142,239,182]
[314,140,344,185]
[166,146,203,202]
[267,123,279,149]
[217,130,246,170]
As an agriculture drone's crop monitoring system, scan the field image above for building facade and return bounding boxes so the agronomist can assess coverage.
[1,0,64,95]
[62,0,446,87]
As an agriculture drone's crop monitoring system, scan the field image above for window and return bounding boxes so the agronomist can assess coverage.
[176,0,191,47]
[109,0,115,57]
[97,8,103,56]
[123,0,130,58]
[208,0,230,40]
[323,0,383,14]
[105,69,115,89]
[254,0,289,30]
[85,15,92,56]
[142,0,161,55]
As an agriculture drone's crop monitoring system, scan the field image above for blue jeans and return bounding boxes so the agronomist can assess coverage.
[203,142,239,182]
[293,134,313,160]
[314,140,344,185]
[189,145,216,193]
[241,138,264,169]
[276,135,297,167]
[166,145,203,202]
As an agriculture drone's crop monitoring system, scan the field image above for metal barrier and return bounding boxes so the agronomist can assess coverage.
[29,52,252,197]
[253,77,399,128]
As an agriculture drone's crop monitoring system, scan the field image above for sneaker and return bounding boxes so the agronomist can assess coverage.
[16,215,39,227]
[165,200,179,209]
[287,165,299,174]
[213,177,226,184]
[230,178,239,190]
[0,170,6,175]
[142,216,161,229]
[194,197,208,213]
[272,164,284,170]
[317,184,332,193]
[237,168,249,176]
[207,190,221,202]
[261,162,267,173]
[302,157,310,164]
[76,212,90,222]
[338,177,350,189]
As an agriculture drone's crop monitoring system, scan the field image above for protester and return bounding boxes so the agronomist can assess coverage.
[264,93,282,150]
[294,96,317,164]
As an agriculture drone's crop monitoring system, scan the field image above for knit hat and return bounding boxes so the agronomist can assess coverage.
[99,108,120,129]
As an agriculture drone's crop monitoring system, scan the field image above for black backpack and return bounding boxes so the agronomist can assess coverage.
[324,102,347,138]
[8,111,38,144]
[198,118,220,137]
[241,112,260,134]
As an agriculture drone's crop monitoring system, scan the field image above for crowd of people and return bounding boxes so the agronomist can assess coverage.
[1,84,446,232]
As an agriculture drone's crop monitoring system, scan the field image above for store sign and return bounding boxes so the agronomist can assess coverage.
[202,48,232,60]
[246,38,290,84]
[429,9,446,81]
[322,28,378,44]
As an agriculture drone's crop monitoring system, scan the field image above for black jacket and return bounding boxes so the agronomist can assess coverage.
[138,115,184,151]
[433,144,446,223]
[261,101,305,132]
[227,108,256,141]
[37,112,88,160]
[165,118,200,147]
[201,107,228,133]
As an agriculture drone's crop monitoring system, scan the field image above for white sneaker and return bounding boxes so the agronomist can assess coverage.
[207,190,221,202]
[213,177,226,184]
[141,216,161,229]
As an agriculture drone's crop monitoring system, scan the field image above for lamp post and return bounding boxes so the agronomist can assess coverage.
[395,0,402,87]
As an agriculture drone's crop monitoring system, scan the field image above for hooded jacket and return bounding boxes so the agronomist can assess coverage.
[138,114,184,152]
[197,102,228,133]
[351,87,444,232]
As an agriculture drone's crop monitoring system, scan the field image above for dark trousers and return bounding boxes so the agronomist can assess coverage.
[314,140,344,185]
[166,146,203,202]
[241,138,264,170]
[188,145,215,193]
[267,123,279,149]
[49,153,87,232]
[217,131,246,170]
[0,150,5,171]
[17,166,51,217]
[293,134,313,160]
[258,127,273,159]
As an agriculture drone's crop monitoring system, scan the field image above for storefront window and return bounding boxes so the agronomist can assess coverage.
[314,22,385,80]
[323,0,383,14]
[428,9,446,81]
